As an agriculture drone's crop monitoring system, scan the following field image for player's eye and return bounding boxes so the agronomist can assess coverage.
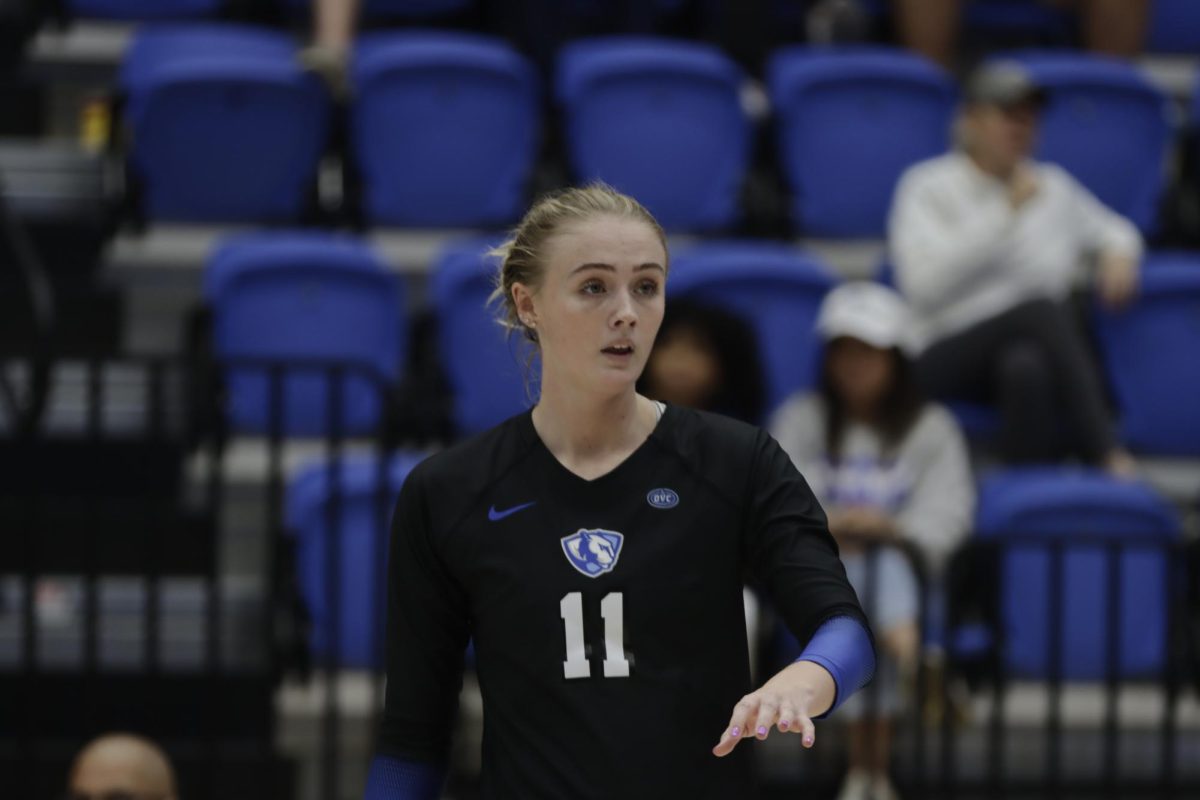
[580,280,606,295]
[635,279,660,297]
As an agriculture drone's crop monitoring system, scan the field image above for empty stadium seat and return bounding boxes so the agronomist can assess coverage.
[1093,254,1200,457]
[974,468,1181,680]
[207,231,404,436]
[430,237,531,436]
[1146,0,1200,54]
[668,241,836,413]
[557,37,751,232]
[768,47,955,237]
[286,451,426,668]
[350,32,539,227]
[120,25,331,222]
[1003,52,1171,234]
[68,0,221,18]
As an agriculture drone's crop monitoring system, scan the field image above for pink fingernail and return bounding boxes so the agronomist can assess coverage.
[757,726,767,737]
[804,736,814,747]
[779,720,789,731]
[730,727,739,738]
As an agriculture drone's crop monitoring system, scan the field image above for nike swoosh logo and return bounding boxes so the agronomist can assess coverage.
[488,501,536,522]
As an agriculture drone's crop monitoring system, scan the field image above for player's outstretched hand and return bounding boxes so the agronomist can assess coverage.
[712,660,836,757]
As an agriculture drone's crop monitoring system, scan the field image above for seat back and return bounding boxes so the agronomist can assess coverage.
[975,468,1181,680]
[430,237,532,436]
[286,452,426,668]
[557,37,750,232]
[1009,52,1171,234]
[121,25,331,222]
[1146,0,1200,53]
[1093,255,1200,456]
[351,32,539,226]
[768,47,955,237]
[669,242,835,413]
[208,232,404,436]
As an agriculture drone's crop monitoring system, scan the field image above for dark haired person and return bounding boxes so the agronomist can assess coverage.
[771,282,974,800]
[638,298,767,425]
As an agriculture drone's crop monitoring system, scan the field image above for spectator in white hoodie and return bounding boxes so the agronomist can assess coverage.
[771,282,975,800]
[888,61,1140,473]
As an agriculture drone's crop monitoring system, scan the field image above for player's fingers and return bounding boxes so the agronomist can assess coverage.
[712,696,759,757]
[753,696,780,739]
[798,715,817,749]
[776,699,799,733]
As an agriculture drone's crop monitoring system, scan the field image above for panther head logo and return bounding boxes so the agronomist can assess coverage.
[561,529,624,578]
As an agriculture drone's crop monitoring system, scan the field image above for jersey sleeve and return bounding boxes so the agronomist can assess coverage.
[375,466,471,765]
[743,428,873,655]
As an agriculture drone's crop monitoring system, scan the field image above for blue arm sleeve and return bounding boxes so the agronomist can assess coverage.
[363,754,445,800]
[796,615,876,719]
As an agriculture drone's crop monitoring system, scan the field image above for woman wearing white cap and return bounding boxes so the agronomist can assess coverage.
[770,282,975,800]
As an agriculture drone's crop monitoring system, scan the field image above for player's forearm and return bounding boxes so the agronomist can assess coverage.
[795,615,876,718]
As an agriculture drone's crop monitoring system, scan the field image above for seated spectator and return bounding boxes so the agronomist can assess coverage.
[299,0,359,95]
[67,732,178,800]
[892,0,1150,68]
[638,299,766,424]
[888,61,1140,473]
[770,282,974,800]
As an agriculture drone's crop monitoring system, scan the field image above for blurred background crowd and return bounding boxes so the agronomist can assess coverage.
[1,1,1199,799]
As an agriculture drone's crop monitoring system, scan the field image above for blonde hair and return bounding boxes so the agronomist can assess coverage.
[488,183,668,345]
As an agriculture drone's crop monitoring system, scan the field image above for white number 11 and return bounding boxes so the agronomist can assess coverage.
[560,591,630,679]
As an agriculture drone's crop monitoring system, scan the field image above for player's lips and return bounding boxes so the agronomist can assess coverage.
[601,342,635,357]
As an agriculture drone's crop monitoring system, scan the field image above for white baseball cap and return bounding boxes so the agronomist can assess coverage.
[816,282,915,355]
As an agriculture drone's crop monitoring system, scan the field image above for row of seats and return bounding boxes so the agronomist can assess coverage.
[61,0,1200,55]
[121,26,1184,234]
[287,452,1186,678]
[208,230,1200,456]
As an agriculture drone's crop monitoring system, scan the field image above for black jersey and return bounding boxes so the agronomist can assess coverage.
[376,405,868,800]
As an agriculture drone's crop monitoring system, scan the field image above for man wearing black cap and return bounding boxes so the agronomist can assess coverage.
[887,61,1140,474]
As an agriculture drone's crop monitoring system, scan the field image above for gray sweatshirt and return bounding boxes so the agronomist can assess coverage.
[769,393,975,575]
[888,152,1142,348]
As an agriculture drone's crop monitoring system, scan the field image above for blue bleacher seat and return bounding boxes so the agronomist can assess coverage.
[68,0,221,19]
[668,241,836,413]
[1147,0,1200,54]
[430,237,532,436]
[1093,254,1200,457]
[350,32,539,227]
[207,232,404,436]
[975,468,1182,680]
[557,37,751,232]
[1004,52,1172,234]
[120,25,332,223]
[286,452,427,668]
[768,47,956,237]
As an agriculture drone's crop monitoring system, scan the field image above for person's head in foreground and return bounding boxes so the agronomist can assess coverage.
[491,182,668,411]
[817,281,923,453]
[66,732,178,800]
[960,60,1046,178]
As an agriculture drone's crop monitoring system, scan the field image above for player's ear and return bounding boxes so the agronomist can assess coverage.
[512,282,538,327]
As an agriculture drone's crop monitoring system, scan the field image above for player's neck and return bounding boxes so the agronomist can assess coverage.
[532,385,655,469]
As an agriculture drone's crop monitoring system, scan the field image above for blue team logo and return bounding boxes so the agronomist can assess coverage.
[561,529,624,578]
[646,488,679,509]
